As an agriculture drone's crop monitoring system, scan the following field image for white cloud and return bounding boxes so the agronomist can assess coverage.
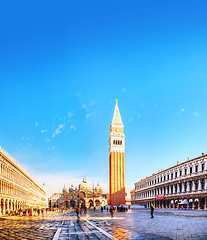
[67,112,74,118]
[48,147,55,151]
[46,138,51,142]
[181,109,185,112]
[81,104,86,109]
[122,88,126,92]
[35,122,39,127]
[140,102,144,107]
[41,129,47,133]
[52,124,64,138]
[192,111,199,117]
[70,124,76,131]
[85,113,91,119]
[89,100,95,106]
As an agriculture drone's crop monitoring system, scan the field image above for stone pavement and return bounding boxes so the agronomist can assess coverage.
[0,209,207,239]
[85,209,207,240]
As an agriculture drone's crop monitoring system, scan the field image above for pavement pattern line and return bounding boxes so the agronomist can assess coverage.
[52,228,61,240]
[83,217,119,240]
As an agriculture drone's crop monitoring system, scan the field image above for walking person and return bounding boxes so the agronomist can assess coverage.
[109,206,114,218]
[150,204,154,218]
[76,207,81,222]
[41,209,44,217]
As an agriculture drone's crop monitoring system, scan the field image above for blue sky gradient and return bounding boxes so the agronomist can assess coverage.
[0,0,207,194]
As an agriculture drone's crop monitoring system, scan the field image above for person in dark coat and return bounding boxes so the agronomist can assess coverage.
[109,206,114,218]
[150,204,154,218]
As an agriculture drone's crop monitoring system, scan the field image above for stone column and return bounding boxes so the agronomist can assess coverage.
[169,185,171,194]
[205,178,207,190]
[198,179,202,191]
[187,181,190,192]
[2,199,5,215]
[192,180,195,191]
[173,185,175,194]
[182,182,185,193]
[198,162,201,172]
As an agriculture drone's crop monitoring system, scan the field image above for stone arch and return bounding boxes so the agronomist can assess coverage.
[79,191,85,198]
[5,199,8,213]
[64,200,69,208]
[70,200,76,208]
[95,199,101,207]
[0,198,4,215]
[200,197,205,209]
[88,199,94,207]
[194,199,199,209]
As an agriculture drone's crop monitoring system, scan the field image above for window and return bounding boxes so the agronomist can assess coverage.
[175,172,177,178]
[201,179,205,190]
[171,185,173,194]
[167,175,169,180]
[171,173,173,179]
[180,170,182,176]
[195,166,198,172]
[175,184,177,193]
[190,167,192,174]
[155,179,156,184]
[179,183,182,192]
[195,180,198,190]
[202,164,205,171]
[164,176,166,181]
[185,169,187,175]
[158,178,159,183]
[161,177,162,182]
[184,182,187,192]
[189,181,192,191]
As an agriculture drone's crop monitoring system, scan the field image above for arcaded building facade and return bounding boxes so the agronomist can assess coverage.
[134,153,207,209]
[0,147,48,214]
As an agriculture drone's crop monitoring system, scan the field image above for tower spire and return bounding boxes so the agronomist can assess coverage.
[112,99,123,125]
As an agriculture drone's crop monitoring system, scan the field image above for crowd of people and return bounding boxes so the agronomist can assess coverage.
[5,208,50,217]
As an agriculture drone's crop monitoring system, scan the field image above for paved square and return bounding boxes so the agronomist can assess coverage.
[0,209,207,239]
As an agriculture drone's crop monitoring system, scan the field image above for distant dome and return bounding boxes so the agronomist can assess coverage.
[95,183,102,193]
[79,177,90,191]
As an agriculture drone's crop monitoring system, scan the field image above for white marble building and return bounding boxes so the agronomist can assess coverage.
[133,153,207,209]
[0,146,48,215]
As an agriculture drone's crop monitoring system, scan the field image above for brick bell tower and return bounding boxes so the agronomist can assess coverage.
[109,99,125,206]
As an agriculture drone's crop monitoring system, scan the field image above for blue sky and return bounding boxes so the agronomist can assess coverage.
[0,0,207,195]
